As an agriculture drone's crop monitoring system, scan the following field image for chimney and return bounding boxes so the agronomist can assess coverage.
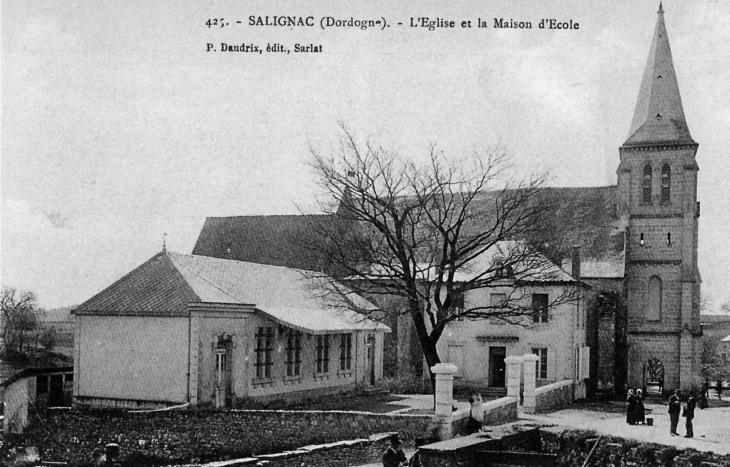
[571,245,581,280]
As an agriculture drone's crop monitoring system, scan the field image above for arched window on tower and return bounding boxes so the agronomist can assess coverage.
[661,164,671,203]
[646,275,662,321]
[643,164,652,203]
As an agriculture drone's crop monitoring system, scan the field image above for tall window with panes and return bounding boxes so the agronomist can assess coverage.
[285,330,302,376]
[661,164,671,203]
[254,327,274,379]
[340,334,352,371]
[532,294,549,323]
[532,348,548,379]
[643,164,653,203]
[315,335,330,373]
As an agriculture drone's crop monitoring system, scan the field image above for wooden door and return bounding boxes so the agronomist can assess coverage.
[489,347,507,387]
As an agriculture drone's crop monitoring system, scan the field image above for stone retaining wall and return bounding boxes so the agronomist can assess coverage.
[452,396,518,434]
[535,380,573,413]
[16,408,432,466]
[540,427,730,467]
[417,424,730,467]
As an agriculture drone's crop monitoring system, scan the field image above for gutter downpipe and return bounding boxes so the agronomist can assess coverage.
[186,306,192,404]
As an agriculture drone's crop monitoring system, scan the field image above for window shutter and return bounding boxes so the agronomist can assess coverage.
[547,348,557,381]
[581,346,591,380]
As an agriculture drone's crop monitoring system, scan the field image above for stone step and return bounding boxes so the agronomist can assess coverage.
[481,388,508,397]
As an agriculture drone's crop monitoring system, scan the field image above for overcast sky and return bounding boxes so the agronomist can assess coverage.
[2,0,729,311]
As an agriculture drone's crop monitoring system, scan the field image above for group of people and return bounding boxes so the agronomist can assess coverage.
[627,387,702,438]
[382,434,426,467]
[668,389,698,438]
[626,389,646,425]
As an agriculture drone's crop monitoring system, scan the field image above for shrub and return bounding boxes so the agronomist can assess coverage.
[379,375,431,394]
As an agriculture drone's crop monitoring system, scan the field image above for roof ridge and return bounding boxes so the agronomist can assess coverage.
[205,213,333,220]
[167,252,246,304]
[170,251,319,276]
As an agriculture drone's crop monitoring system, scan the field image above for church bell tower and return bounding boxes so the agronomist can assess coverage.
[616,3,701,392]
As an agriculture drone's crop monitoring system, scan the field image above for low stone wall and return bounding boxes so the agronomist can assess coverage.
[452,397,518,435]
[540,427,730,467]
[535,379,573,413]
[419,425,543,467]
[17,408,432,466]
[253,433,393,467]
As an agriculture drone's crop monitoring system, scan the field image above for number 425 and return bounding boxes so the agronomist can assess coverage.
[206,18,225,28]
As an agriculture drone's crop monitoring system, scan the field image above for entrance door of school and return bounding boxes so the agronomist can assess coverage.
[215,340,233,408]
[489,347,507,387]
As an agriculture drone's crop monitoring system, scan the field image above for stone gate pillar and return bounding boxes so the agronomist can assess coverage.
[522,354,540,414]
[505,356,524,399]
[432,363,458,440]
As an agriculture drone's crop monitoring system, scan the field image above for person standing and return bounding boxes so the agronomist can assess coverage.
[668,389,681,436]
[636,389,646,425]
[409,436,428,467]
[626,389,637,425]
[684,392,697,438]
[382,434,407,467]
[700,381,709,409]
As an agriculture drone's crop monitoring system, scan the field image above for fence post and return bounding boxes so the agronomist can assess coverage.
[432,363,458,440]
[522,354,540,414]
[505,356,524,400]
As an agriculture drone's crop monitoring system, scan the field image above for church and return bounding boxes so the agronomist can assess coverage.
[192,5,702,395]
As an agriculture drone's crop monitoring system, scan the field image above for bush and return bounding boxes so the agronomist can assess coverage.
[379,375,431,394]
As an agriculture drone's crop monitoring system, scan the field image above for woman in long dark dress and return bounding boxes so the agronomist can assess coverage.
[700,381,709,409]
[627,389,636,424]
[635,389,646,425]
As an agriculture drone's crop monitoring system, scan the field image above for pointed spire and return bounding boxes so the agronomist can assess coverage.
[162,232,167,253]
[624,4,694,146]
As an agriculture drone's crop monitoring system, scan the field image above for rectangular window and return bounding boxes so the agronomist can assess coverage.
[285,330,302,377]
[36,375,49,394]
[533,348,548,379]
[216,351,228,372]
[316,335,330,373]
[340,333,353,371]
[532,294,549,323]
[490,293,507,324]
[450,290,465,313]
[254,327,274,379]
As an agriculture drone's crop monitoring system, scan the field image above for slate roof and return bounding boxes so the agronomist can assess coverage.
[388,241,579,284]
[75,252,388,334]
[623,4,694,147]
[454,241,578,283]
[531,186,622,261]
[75,252,202,316]
[192,214,335,271]
[192,186,624,278]
[701,315,730,324]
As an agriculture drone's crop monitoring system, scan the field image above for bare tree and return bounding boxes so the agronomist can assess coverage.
[1,286,45,356]
[701,337,729,382]
[302,126,579,385]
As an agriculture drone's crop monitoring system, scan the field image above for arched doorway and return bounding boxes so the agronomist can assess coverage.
[643,358,665,395]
